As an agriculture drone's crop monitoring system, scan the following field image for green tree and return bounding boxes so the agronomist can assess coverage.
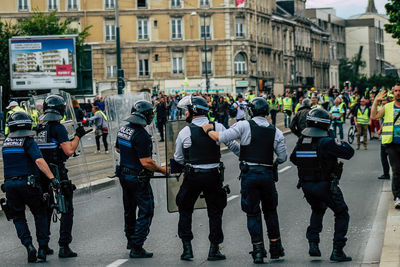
[0,10,91,113]
[339,54,366,88]
[385,0,400,45]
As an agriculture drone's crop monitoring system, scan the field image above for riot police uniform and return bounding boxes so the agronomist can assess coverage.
[115,100,164,259]
[174,96,239,261]
[206,97,287,264]
[1,112,59,263]
[36,95,90,258]
[290,108,354,262]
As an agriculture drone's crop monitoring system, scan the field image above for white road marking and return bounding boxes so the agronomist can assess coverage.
[278,166,292,173]
[106,259,128,267]
[227,195,239,202]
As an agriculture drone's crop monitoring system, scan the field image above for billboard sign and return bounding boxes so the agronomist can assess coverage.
[9,35,77,91]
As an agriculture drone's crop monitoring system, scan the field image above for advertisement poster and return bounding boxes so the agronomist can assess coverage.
[9,35,77,90]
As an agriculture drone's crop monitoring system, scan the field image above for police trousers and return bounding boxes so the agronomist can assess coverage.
[176,171,227,244]
[301,181,349,247]
[4,179,49,247]
[119,173,154,248]
[240,169,281,244]
[386,143,400,200]
[41,169,74,246]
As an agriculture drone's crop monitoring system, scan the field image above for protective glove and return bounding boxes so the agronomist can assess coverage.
[50,178,61,191]
[75,125,93,138]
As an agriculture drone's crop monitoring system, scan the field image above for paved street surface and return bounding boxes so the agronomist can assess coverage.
[0,126,389,266]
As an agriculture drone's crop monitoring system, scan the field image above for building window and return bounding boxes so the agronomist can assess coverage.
[106,54,117,78]
[138,0,147,8]
[236,21,244,38]
[105,0,114,9]
[18,0,28,10]
[201,50,212,74]
[171,0,181,7]
[48,0,57,10]
[200,16,211,39]
[200,0,209,7]
[138,19,149,40]
[105,21,116,41]
[68,0,78,9]
[172,54,184,74]
[234,53,246,75]
[139,58,150,76]
[171,19,182,39]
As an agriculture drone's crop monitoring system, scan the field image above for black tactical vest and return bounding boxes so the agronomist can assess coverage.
[239,120,275,164]
[296,136,337,181]
[35,123,68,165]
[184,123,220,165]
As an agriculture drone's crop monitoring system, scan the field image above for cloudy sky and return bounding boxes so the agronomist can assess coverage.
[306,0,389,18]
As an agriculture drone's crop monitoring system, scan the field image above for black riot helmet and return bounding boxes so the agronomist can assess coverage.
[247,97,269,118]
[177,95,209,122]
[8,111,35,138]
[126,100,154,126]
[301,108,331,137]
[40,95,66,122]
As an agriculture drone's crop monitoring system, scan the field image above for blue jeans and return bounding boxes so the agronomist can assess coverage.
[332,121,344,140]
[119,173,154,247]
[4,179,49,247]
[301,181,349,247]
[240,169,281,243]
[170,108,177,121]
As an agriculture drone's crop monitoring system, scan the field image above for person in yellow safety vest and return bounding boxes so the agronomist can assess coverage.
[87,105,109,153]
[349,94,358,108]
[30,107,39,127]
[330,97,345,140]
[268,95,280,125]
[339,99,347,123]
[282,93,293,128]
[311,96,323,109]
[246,90,256,102]
[5,101,26,135]
[322,91,330,110]
[276,94,283,112]
[371,86,400,208]
[294,96,304,114]
[353,97,370,150]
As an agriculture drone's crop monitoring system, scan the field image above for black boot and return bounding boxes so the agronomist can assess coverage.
[37,247,47,262]
[330,246,352,262]
[129,246,153,258]
[269,239,285,259]
[59,245,78,258]
[180,240,193,261]
[45,246,54,255]
[25,243,37,263]
[126,242,131,250]
[309,242,321,257]
[251,243,265,264]
[207,243,226,261]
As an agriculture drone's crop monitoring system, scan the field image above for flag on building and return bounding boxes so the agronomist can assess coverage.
[236,0,245,7]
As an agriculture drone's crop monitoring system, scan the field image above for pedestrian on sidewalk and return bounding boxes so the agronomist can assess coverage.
[87,105,109,153]
[371,86,400,208]
[330,97,345,140]
[354,97,370,150]
[268,95,280,126]
[203,97,287,264]
[282,93,293,128]
[156,97,168,142]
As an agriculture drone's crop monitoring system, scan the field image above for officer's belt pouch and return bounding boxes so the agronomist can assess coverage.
[60,180,76,198]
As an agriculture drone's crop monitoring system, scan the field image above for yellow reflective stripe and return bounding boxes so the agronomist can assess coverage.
[95,111,108,121]
[381,132,393,135]
[383,122,393,126]
[382,102,394,144]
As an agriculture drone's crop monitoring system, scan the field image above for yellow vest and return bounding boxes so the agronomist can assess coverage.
[5,106,26,135]
[382,102,395,144]
[268,99,279,111]
[356,107,370,125]
[294,103,300,114]
[246,94,256,101]
[282,97,292,111]
[323,95,330,103]
[277,97,283,106]
[95,110,108,121]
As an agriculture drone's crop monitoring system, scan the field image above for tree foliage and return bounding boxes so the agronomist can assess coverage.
[385,0,400,45]
[0,10,91,112]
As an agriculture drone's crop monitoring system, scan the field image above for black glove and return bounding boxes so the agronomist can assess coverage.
[75,125,93,138]
[33,123,46,133]
[50,178,61,191]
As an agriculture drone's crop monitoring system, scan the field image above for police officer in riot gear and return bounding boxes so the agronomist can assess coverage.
[2,112,60,263]
[290,108,354,262]
[173,95,239,261]
[36,95,91,258]
[115,100,166,259]
[203,97,287,264]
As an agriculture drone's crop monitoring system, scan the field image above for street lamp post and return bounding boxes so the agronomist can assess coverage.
[203,14,209,94]
[116,0,124,95]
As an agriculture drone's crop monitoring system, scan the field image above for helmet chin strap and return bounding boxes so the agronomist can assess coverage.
[186,113,193,123]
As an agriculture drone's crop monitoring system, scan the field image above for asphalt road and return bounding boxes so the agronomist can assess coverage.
[0,129,389,267]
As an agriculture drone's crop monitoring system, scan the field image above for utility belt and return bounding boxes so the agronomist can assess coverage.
[239,161,278,182]
[184,162,224,182]
[120,166,142,176]
[118,165,154,184]
[4,175,30,182]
